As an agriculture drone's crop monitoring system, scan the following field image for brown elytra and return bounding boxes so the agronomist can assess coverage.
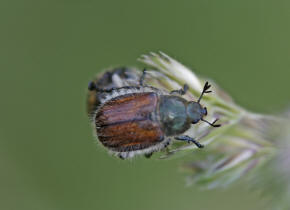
[95,92,164,152]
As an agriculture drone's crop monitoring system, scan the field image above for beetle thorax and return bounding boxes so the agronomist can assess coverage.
[158,95,191,136]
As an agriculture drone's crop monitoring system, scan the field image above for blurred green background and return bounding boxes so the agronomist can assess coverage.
[1,0,289,210]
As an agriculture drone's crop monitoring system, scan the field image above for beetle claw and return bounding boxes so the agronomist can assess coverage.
[211,119,221,127]
[201,118,222,127]
[144,152,153,158]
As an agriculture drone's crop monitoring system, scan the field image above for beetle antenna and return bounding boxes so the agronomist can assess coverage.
[201,118,221,127]
[198,81,212,103]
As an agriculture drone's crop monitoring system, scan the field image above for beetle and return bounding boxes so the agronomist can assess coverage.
[88,69,221,159]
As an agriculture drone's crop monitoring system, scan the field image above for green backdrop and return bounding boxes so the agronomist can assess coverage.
[1,1,289,210]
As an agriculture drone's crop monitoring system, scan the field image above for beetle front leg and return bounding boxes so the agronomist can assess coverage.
[174,135,204,148]
[170,84,189,95]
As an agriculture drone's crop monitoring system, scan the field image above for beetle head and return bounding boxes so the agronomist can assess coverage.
[187,101,207,124]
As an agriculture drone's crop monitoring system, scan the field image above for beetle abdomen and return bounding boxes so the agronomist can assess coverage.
[95,92,164,152]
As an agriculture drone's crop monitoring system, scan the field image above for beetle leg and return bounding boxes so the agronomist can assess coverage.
[201,118,221,127]
[164,140,170,148]
[88,81,97,91]
[118,153,127,160]
[88,81,117,93]
[170,84,189,95]
[139,68,147,86]
[174,135,204,148]
[144,152,153,158]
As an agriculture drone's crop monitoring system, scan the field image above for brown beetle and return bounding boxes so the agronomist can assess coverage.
[88,70,220,159]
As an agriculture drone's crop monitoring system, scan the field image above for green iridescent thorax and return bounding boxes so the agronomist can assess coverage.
[158,95,190,136]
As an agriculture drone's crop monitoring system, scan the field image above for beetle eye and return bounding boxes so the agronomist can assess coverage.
[203,107,208,116]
